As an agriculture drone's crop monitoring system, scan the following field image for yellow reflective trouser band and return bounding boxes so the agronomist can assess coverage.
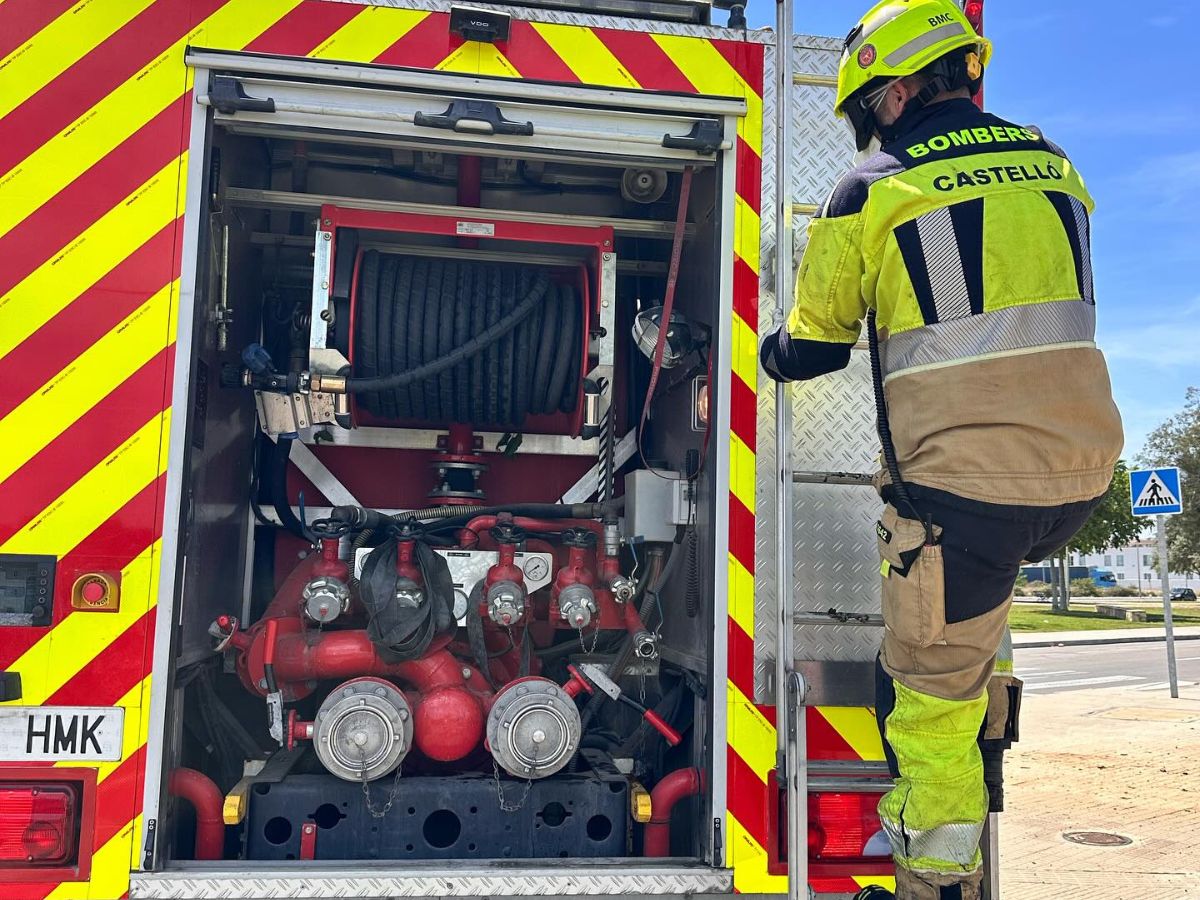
[878,681,988,873]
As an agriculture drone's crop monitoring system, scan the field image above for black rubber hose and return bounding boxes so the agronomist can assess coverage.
[376,255,398,420]
[546,283,576,415]
[498,266,516,426]
[348,262,542,396]
[453,261,473,422]
[531,278,560,414]
[356,251,381,417]
[392,256,413,419]
[560,282,582,413]
[270,436,312,541]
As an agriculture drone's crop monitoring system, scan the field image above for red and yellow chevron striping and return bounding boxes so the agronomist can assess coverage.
[0,2,888,896]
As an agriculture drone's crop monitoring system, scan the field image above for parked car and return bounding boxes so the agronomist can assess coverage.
[1170,587,1197,601]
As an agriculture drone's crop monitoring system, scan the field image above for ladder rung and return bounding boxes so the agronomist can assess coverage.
[794,612,883,627]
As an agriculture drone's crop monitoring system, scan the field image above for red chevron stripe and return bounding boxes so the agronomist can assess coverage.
[247,0,363,55]
[727,744,769,844]
[487,21,576,83]
[711,38,764,93]
[47,608,156,708]
[0,476,165,670]
[0,100,186,297]
[592,29,695,93]
[807,706,863,761]
[730,373,756,453]
[735,137,762,215]
[0,347,173,543]
[0,0,78,60]
[0,222,180,420]
[373,12,459,70]
[0,0,219,178]
[727,617,755,697]
[93,745,148,851]
[729,493,754,574]
[733,256,758,335]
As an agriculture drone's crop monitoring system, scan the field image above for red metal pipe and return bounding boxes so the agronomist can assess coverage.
[168,768,225,861]
[457,156,482,208]
[644,767,705,857]
[623,597,648,636]
[460,516,607,548]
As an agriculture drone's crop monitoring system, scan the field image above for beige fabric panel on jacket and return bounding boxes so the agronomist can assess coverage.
[883,345,1123,506]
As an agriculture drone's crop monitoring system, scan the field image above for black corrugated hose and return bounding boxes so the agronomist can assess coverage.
[351,252,582,428]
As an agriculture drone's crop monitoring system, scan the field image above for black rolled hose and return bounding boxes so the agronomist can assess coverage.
[350,252,581,429]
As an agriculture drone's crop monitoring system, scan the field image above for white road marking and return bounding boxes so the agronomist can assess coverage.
[1018,670,1078,679]
[1023,675,1143,691]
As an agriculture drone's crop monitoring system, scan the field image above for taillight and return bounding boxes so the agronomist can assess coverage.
[0,783,80,867]
[807,793,890,862]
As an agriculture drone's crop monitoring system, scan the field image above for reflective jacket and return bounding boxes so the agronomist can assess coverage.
[762,98,1123,506]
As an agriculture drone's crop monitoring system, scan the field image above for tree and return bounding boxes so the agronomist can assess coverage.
[1066,459,1146,555]
[1141,388,1200,576]
[1045,460,1146,611]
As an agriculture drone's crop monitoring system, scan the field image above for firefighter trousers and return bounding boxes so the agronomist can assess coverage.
[873,486,1099,900]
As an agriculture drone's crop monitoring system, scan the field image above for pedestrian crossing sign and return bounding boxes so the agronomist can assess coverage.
[1129,467,1183,517]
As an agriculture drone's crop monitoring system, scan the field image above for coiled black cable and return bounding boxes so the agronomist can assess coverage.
[352,252,582,428]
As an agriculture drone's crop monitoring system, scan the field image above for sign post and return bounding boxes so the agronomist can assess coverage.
[1129,467,1184,699]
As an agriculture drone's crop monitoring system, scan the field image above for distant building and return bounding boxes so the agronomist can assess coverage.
[1062,529,1199,590]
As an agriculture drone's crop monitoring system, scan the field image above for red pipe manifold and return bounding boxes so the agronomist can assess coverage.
[168,768,225,861]
[643,767,705,857]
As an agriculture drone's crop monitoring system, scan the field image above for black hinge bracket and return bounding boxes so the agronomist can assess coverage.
[449,6,511,43]
[210,75,276,115]
[415,99,533,136]
[142,818,157,870]
[663,120,723,156]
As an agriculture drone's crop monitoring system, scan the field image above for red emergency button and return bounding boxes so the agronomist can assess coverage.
[81,579,107,604]
[71,573,120,612]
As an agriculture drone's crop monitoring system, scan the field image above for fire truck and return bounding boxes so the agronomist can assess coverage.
[0,1,998,898]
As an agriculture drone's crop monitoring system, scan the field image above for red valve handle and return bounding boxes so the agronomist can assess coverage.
[642,709,682,747]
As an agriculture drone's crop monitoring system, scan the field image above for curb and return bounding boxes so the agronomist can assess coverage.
[1014,633,1200,649]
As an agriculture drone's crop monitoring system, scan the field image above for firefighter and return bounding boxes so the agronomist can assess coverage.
[760,1,1123,898]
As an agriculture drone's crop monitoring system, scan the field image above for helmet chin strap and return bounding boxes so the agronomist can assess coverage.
[872,49,981,146]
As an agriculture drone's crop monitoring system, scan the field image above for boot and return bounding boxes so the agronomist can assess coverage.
[853,888,896,900]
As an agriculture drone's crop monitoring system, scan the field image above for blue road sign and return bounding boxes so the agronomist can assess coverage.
[1129,467,1183,517]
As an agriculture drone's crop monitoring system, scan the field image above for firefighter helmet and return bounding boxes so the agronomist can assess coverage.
[836,0,991,147]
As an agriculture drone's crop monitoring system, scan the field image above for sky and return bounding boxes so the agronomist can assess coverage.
[741,0,1197,457]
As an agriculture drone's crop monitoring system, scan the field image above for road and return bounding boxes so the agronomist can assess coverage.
[1015,639,1200,694]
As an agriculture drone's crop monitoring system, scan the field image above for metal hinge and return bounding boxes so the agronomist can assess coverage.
[712,817,723,862]
[141,818,157,870]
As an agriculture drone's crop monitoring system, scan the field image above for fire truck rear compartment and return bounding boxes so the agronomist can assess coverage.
[162,69,728,871]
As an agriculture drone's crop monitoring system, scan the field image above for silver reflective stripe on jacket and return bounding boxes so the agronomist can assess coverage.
[880,298,1096,381]
[880,813,986,868]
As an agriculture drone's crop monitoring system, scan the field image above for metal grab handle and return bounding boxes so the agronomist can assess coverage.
[414,99,534,136]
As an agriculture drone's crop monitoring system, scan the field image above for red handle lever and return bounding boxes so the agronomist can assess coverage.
[643,709,682,747]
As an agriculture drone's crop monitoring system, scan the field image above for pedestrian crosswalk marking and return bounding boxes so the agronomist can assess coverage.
[1023,675,1141,690]
[1135,472,1179,509]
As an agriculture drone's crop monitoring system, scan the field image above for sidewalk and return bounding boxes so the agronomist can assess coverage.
[1013,625,1200,648]
[1001,682,1200,899]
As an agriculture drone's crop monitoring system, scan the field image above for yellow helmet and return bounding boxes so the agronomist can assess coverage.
[836,0,992,147]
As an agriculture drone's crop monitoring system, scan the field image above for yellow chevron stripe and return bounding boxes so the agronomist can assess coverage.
[530,23,638,88]
[728,680,775,781]
[0,157,184,360]
[0,0,299,242]
[731,311,758,395]
[94,674,153,783]
[728,552,754,639]
[0,0,156,120]
[648,35,762,157]
[734,193,761,274]
[730,431,755,517]
[1,410,170,556]
[0,279,177,482]
[818,706,887,761]
[855,874,898,891]
[476,44,521,78]
[1,543,157,710]
[310,5,426,61]
[48,814,144,900]
[727,812,787,894]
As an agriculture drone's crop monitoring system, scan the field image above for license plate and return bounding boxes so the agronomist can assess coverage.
[0,706,124,761]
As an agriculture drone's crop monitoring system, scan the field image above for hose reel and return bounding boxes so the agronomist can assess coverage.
[351,252,586,431]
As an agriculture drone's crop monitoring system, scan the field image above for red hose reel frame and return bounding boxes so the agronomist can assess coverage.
[325,203,611,436]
